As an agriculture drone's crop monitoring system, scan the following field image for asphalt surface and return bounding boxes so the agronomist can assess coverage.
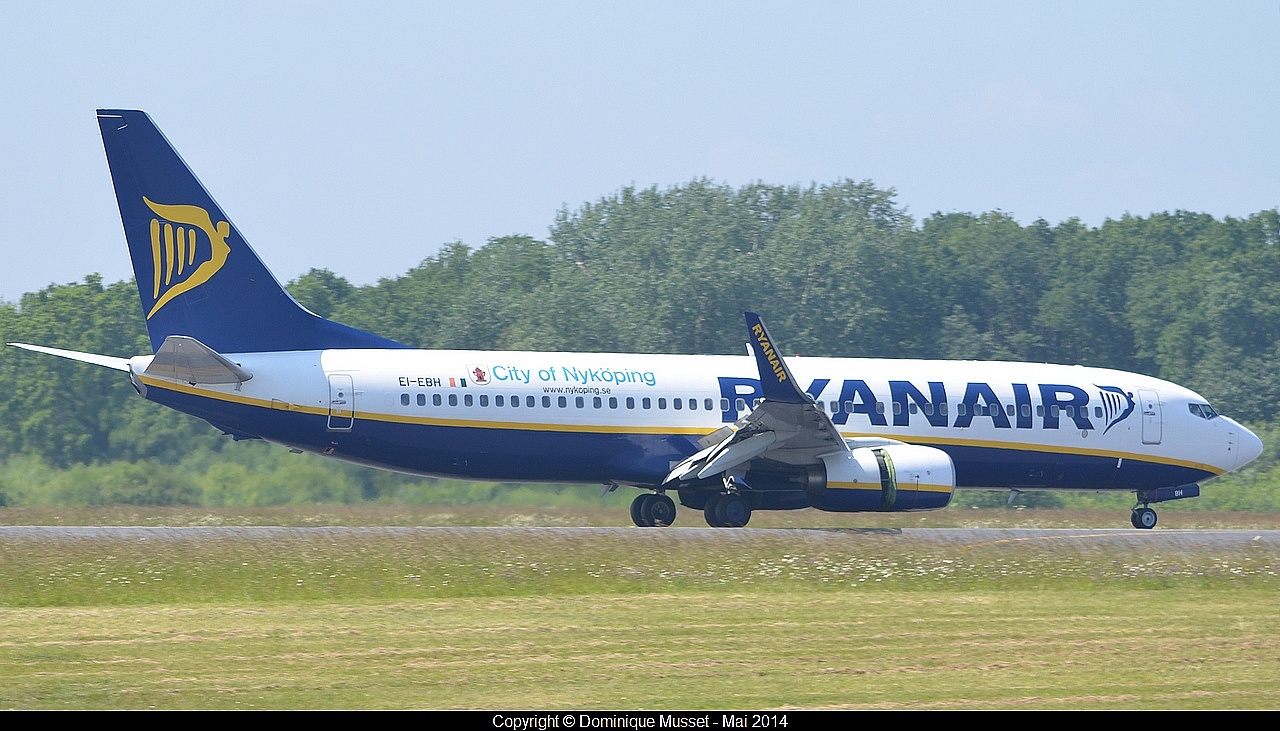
[1,525,1277,549]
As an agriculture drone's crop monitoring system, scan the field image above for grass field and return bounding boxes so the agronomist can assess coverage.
[2,507,1279,709]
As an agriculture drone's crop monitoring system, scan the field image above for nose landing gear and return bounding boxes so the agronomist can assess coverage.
[1130,506,1158,530]
[630,492,677,527]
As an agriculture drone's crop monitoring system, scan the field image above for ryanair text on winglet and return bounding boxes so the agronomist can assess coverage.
[751,323,787,383]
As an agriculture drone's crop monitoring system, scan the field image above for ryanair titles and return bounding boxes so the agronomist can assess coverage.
[718,376,1137,431]
[751,323,787,384]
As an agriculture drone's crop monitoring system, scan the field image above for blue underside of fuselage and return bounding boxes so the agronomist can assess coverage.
[148,387,1214,499]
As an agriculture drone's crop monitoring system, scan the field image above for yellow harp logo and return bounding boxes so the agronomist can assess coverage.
[142,197,231,319]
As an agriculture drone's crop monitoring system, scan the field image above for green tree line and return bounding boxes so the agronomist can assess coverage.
[2,179,1278,507]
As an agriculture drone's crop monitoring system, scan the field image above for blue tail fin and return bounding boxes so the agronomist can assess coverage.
[96,109,405,354]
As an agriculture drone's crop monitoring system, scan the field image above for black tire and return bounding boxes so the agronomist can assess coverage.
[1136,507,1157,530]
[703,494,723,527]
[649,493,677,527]
[1130,511,1143,529]
[716,493,751,528]
[630,494,655,527]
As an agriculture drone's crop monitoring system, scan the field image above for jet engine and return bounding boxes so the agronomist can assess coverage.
[808,444,956,512]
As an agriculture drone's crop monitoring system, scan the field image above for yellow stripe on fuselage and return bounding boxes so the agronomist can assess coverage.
[137,376,1225,475]
[829,481,954,493]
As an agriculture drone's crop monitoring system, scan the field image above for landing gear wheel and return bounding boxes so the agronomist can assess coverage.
[1131,507,1157,530]
[715,493,752,528]
[648,493,677,527]
[703,493,724,527]
[630,494,656,527]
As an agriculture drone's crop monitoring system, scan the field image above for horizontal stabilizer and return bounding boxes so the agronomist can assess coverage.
[143,335,252,384]
[7,343,130,371]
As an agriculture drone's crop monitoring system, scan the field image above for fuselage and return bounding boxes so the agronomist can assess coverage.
[128,348,1261,492]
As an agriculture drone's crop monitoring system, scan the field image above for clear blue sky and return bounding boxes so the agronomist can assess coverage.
[1,2,1276,302]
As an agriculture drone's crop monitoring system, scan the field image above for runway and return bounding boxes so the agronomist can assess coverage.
[2,525,1278,550]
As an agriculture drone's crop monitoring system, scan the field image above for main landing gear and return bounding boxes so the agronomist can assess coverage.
[704,492,752,528]
[1130,506,1158,530]
[630,492,677,527]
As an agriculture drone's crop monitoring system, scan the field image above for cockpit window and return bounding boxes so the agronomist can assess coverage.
[1189,403,1219,420]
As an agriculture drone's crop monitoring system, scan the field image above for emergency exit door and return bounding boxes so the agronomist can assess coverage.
[328,374,354,431]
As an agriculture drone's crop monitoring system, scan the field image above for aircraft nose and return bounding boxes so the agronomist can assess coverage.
[1236,424,1264,469]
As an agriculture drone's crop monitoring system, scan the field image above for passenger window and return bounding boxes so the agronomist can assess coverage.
[892,402,902,415]
[688,398,697,411]
[401,393,410,406]
[1021,404,1030,418]
[957,403,967,416]
[923,403,933,416]
[736,398,746,412]
[843,401,853,413]
[910,403,918,415]
[721,399,731,412]
[542,396,551,408]
[464,394,473,407]
[659,398,668,410]
[593,396,602,408]
[609,397,618,409]
[526,395,535,408]
[1036,405,1044,417]
[1065,406,1074,418]
[643,397,652,409]
[558,396,567,408]
[626,397,635,409]
[510,395,519,408]
[433,394,442,406]
[1007,404,1015,417]
[576,396,584,408]
[496,395,505,407]
[876,402,885,414]
[448,394,457,406]
[417,393,426,406]
[1050,405,1060,417]
[1095,406,1103,418]
[939,403,948,415]
[817,402,826,412]
[705,398,714,411]
[673,398,682,410]
[480,395,489,407]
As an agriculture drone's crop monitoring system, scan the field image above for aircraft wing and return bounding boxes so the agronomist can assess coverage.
[664,312,851,484]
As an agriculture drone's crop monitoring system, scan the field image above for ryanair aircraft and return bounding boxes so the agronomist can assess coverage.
[10,110,1263,529]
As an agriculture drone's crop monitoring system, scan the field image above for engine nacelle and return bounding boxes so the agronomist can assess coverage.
[810,444,956,512]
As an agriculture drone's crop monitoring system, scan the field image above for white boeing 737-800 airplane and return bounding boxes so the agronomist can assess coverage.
[10,111,1264,529]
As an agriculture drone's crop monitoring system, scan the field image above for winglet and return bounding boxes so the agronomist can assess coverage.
[744,312,809,404]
